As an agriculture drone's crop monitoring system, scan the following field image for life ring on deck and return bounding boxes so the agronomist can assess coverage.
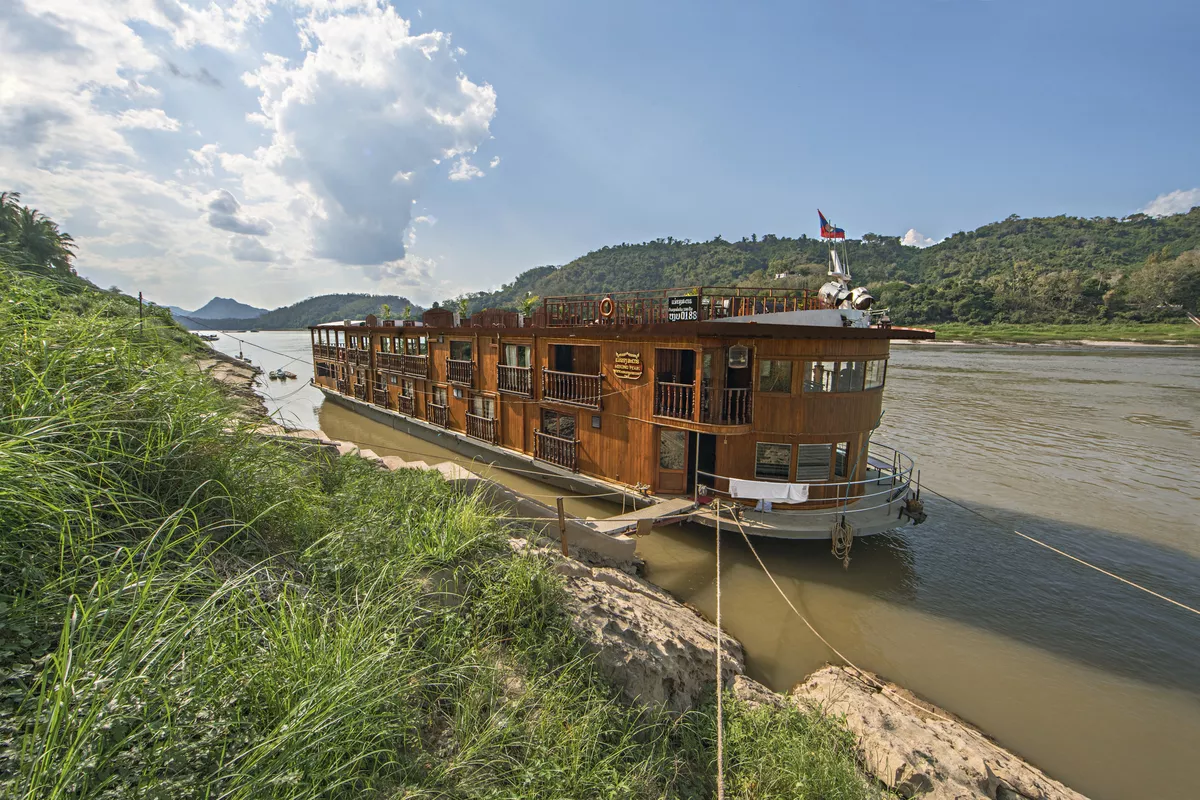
[599,296,615,319]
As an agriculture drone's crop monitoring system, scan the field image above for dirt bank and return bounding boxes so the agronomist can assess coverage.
[190,347,267,419]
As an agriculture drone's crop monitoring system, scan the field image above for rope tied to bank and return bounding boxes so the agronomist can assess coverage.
[714,500,725,800]
[915,486,1200,619]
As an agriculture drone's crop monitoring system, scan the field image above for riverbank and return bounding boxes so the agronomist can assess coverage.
[927,322,1200,345]
[266,417,1090,800]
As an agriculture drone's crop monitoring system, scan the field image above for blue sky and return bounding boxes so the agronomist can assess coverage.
[1,0,1198,309]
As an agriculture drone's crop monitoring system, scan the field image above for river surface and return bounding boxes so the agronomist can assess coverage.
[210,332,1200,800]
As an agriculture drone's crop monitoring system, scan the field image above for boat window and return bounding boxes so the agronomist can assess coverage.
[864,360,886,390]
[389,374,398,385]
[503,343,531,367]
[834,443,851,478]
[837,361,865,392]
[402,379,415,397]
[453,387,465,399]
[795,444,832,481]
[754,443,791,481]
[380,338,390,353]
[418,336,428,355]
[450,340,472,361]
[758,360,793,394]
[659,430,686,470]
[433,386,448,406]
[541,408,576,439]
[803,361,838,392]
[471,394,495,418]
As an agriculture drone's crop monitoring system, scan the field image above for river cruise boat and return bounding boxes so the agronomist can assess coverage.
[310,277,934,540]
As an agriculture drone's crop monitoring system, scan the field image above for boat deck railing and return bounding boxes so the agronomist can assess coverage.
[695,443,915,517]
[542,286,820,328]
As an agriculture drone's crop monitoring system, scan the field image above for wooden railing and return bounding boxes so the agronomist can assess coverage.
[446,358,474,386]
[654,382,694,420]
[535,429,577,471]
[398,394,415,416]
[373,383,388,408]
[353,383,366,401]
[377,352,402,372]
[497,364,533,396]
[428,402,449,428]
[401,354,428,378]
[466,413,497,444]
[701,387,753,425]
[542,369,602,408]
[312,344,339,359]
[542,287,820,327]
[348,349,370,367]
[336,380,349,395]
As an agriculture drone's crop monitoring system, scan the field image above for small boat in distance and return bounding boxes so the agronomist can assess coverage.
[269,368,297,380]
[199,333,219,341]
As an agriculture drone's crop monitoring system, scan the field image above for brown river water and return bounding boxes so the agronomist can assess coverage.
[211,331,1200,800]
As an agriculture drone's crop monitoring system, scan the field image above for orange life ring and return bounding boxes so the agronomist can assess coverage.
[599,296,615,319]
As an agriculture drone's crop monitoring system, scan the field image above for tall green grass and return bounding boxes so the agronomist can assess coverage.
[0,266,877,799]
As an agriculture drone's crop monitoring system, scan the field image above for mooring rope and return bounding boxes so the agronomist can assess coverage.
[920,486,1200,618]
[714,500,725,800]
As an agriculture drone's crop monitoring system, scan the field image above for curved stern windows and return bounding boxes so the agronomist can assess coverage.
[795,444,832,481]
[804,361,838,392]
[865,360,886,390]
[754,443,791,481]
[758,360,793,394]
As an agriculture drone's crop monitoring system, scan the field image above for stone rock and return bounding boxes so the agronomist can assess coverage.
[791,667,1088,800]
[556,559,744,713]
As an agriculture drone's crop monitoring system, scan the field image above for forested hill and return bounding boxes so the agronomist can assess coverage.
[456,209,1200,324]
[173,293,422,330]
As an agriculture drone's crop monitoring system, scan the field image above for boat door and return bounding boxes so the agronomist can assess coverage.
[656,427,688,495]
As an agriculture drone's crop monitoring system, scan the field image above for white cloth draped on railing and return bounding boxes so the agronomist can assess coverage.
[728,479,809,503]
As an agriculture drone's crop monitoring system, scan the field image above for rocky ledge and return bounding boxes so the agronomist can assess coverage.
[538,546,1087,800]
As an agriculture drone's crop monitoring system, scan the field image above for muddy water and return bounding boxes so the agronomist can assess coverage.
[222,333,1200,800]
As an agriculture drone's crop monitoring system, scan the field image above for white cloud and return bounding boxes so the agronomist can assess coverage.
[205,190,273,236]
[230,235,279,262]
[242,2,497,264]
[0,0,498,308]
[448,157,485,181]
[489,155,500,168]
[900,228,940,248]
[1139,189,1200,218]
[114,108,182,131]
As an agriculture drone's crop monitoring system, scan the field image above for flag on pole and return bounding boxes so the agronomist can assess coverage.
[818,210,845,239]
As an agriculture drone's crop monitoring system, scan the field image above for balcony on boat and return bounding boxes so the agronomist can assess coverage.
[446,358,475,386]
[377,351,402,372]
[428,402,449,428]
[372,382,389,409]
[312,344,337,360]
[497,364,533,397]
[654,381,695,420]
[542,369,602,408]
[534,428,578,471]
[542,286,820,327]
[401,353,428,378]
[397,394,415,416]
[466,413,497,444]
[348,349,370,367]
[353,383,367,401]
[336,379,349,395]
[700,387,753,425]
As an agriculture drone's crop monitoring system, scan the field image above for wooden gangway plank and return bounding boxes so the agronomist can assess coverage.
[583,498,698,536]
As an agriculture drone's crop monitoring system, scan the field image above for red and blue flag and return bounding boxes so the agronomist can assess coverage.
[818,209,845,239]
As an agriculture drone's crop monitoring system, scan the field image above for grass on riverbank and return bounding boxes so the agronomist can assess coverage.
[929,321,1200,344]
[0,264,878,799]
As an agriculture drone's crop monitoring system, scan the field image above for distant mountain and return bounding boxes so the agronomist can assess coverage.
[173,292,422,330]
[450,208,1200,325]
[168,297,267,322]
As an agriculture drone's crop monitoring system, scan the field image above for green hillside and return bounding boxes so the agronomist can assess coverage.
[174,293,423,330]
[453,209,1200,325]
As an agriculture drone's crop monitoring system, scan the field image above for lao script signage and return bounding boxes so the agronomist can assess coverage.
[666,295,699,322]
[613,351,644,380]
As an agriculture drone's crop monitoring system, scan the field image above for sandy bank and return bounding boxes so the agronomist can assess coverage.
[190,348,268,419]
